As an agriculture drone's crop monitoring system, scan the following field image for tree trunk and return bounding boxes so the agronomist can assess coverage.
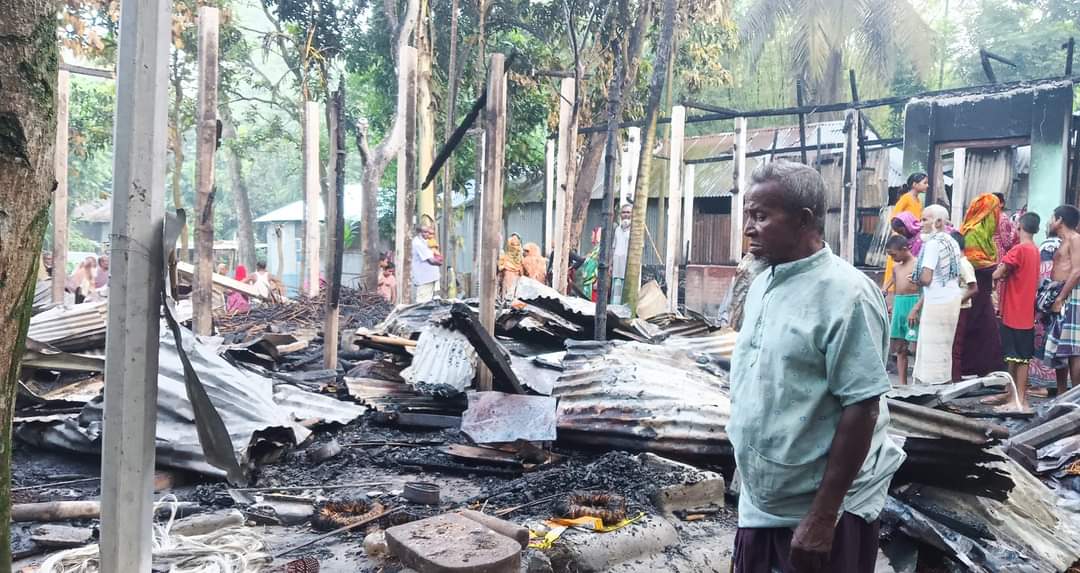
[623,0,676,311]
[220,108,256,270]
[227,154,256,270]
[811,49,845,118]
[356,0,421,291]
[171,55,188,261]
[0,1,59,566]
[567,131,604,253]
[416,0,437,224]
[440,0,461,294]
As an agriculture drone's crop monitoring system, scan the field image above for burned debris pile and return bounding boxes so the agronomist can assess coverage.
[14,277,1080,572]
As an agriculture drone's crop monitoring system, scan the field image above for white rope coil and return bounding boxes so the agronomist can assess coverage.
[38,496,271,573]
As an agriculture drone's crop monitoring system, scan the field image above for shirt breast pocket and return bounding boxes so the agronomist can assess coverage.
[741,443,825,516]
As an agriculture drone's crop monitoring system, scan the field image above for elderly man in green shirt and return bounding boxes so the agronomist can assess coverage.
[729,161,905,573]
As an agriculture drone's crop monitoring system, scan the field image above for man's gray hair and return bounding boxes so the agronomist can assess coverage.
[750,160,826,232]
[923,204,949,231]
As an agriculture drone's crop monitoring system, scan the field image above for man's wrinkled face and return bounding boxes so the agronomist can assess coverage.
[743,181,802,264]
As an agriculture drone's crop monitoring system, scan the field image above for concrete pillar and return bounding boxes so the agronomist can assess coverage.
[99,0,170,569]
[664,105,685,313]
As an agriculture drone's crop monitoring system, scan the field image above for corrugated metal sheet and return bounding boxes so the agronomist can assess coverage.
[16,325,364,479]
[555,339,732,457]
[27,301,108,352]
[401,325,477,396]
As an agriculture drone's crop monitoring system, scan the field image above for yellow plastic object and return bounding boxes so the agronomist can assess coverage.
[528,512,647,549]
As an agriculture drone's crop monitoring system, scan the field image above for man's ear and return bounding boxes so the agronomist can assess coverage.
[799,208,815,229]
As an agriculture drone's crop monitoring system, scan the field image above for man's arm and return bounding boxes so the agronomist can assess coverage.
[962,280,978,304]
[790,397,880,573]
[1054,237,1080,312]
[992,262,1010,281]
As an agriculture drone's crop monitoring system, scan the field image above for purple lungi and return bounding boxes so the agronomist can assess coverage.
[732,512,879,573]
[959,267,1006,377]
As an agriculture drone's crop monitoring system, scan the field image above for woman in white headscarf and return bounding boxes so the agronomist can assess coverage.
[912,204,965,384]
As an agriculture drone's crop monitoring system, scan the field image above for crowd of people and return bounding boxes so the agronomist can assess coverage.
[882,178,1080,412]
[405,202,636,305]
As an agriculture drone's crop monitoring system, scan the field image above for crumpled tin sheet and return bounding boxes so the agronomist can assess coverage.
[461,391,557,443]
[16,326,364,479]
[375,299,471,339]
[26,301,108,352]
[401,325,478,397]
[884,453,1080,573]
[514,277,631,320]
[555,339,731,457]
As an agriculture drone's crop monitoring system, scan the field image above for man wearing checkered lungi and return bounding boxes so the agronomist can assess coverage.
[1045,205,1080,391]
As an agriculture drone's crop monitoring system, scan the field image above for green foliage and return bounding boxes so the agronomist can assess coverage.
[68,77,115,207]
[948,0,1080,86]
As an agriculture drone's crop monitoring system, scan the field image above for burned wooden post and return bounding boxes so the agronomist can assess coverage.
[477,53,507,390]
[324,85,346,369]
[595,51,626,339]
[193,6,219,335]
[52,69,70,304]
[544,139,555,257]
[796,79,808,164]
[849,70,866,167]
[729,117,747,263]
[664,105,685,313]
[1066,37,1075,76]
[553,77,577,293]
[450,303,525,394]
[302,100,321,298]
[396,46,418,303]
[100,0,170,568]
[841,109,860,263]
[682,164,695,264]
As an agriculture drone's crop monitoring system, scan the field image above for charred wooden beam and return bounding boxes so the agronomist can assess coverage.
[450,302,526,394]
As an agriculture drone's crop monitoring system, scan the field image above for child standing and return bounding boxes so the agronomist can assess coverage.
[378,262,397,303]
[886,235,920,385]
[991,212,1041,411]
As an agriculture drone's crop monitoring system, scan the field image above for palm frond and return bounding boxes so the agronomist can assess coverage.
[853,0,931,84]
[737,0,796,67]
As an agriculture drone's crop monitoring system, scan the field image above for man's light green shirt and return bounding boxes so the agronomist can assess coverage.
[729,245,906,528]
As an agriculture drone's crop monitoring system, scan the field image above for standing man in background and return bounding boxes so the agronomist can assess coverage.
[412,225,443,302]
[730,161,904,573]
[611,203,633,304]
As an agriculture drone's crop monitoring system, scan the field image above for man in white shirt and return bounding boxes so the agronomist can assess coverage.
[412,225,442,302]
[611,203,633,304]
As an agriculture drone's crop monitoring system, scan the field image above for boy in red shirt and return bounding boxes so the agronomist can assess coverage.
[991,212,1041,411]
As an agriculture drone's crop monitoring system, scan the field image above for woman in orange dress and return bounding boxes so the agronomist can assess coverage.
[884,173,928,290]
